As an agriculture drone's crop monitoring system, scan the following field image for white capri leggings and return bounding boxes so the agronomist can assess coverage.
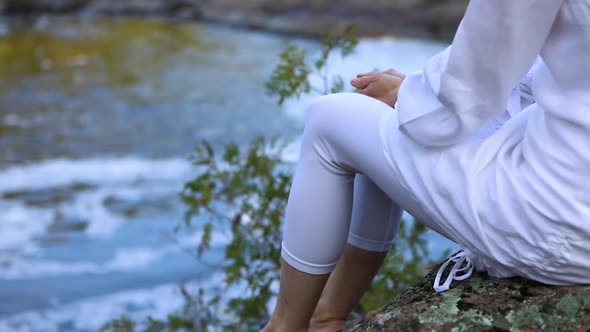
[281,93,441,275]
[281,90,590,287]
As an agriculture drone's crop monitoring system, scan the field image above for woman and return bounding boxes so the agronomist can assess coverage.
[262,0,590,331]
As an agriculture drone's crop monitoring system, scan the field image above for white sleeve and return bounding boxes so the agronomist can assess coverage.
[395,0,563,147]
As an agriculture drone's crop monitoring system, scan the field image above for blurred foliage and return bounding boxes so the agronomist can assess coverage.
[102,25,439,332]
[266,25,358,105]
[100,316,135,332]
[181,137,289,330]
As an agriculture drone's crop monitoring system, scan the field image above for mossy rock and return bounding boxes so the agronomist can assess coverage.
[346,266,590,332]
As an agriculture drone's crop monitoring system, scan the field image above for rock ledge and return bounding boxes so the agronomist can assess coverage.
[346,266,590,332]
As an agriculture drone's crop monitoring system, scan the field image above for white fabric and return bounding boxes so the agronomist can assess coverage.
[385,0,590,285]
[281,94,410,275]
[397,0,564,145]
[280,92,520,277]
[281,0,590,289]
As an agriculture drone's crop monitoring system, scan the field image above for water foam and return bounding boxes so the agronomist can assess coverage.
[0,228,230,280]
[0,157,195,278]
[0,157,192,192]
[0,274,225,332]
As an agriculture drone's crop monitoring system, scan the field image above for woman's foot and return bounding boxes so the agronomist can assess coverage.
[260,316,285,332]
[309,317,346,332]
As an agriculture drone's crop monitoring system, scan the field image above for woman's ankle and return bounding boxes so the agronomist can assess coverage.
[260,320,282,332]
[261,314,311,332]
[309,315,346,332]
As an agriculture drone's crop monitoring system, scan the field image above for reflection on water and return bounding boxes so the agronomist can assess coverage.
[0,16,217,81]
[0,16,303,165]
[0,17,224,111]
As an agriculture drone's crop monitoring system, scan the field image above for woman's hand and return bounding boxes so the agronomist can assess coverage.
[350,69,405,107]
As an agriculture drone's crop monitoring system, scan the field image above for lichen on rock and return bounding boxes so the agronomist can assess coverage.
[345,266,590,332]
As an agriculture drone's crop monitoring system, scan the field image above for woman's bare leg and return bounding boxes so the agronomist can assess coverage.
[262,259,330,332]
[264,93,407,332]
[310,245,387,331]
[311,174,402,331]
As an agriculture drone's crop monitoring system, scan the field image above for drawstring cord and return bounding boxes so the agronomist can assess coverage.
[432,62,538,293]
[507,77,536,117]
[433,249,474,292]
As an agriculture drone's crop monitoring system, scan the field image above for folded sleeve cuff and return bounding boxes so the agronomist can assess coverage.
[394,47,464,147]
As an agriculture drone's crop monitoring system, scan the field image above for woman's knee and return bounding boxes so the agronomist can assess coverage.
[304,93,363,140]
[305,94,343,137]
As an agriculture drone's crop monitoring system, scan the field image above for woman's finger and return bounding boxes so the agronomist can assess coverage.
[350,75,376,89]
[383,68,405,78]
[356,71,379,78]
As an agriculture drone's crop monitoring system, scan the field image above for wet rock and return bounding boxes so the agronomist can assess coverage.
[2,182,95,207]
[345,265,590,332]
[48,210,89,232]
[1,0,88,14]
[102,195,140,217]
[85,0,201,20]
[102,194,174,218]
[0,0,201,19]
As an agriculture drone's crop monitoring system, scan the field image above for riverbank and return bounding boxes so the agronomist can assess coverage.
[0,0,467,39]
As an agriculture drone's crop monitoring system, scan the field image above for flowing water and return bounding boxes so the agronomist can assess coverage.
[0,16,453,331]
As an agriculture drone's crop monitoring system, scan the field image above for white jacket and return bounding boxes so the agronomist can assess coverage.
[387,0,590,285]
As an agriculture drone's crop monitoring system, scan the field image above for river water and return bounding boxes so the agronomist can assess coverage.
[0,16,453,331]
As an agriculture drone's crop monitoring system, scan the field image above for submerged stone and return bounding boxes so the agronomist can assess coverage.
[2,183,95,206]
